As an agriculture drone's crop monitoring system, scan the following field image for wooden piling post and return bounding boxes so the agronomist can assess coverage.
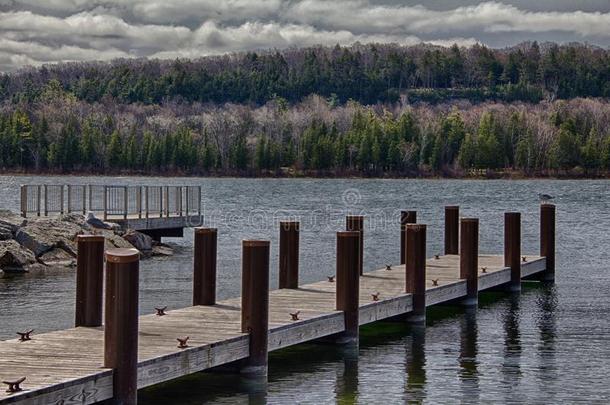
[104,248,139,405]
[345,215,364,275]
[504,212,521,292]
[405,224,426,323]
[400,210,417,265]
[445,206,459,255]
[193,228,217,306]
[336,231,360,343]
[241,240,270,375]
[460,218,479,306]
[540,204,556,282]
[279,221,300,289]
[75,235,105,327]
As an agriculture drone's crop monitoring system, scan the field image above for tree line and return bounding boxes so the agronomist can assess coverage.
[1,83,609,176]
[1,42,609,106]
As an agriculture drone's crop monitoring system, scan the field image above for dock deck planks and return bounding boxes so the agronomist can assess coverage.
[0,254,545,404]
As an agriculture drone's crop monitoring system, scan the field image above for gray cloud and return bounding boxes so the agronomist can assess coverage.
[0,0,609,72]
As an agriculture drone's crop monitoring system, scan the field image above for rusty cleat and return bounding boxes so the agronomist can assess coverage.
[177,336,190,349]
[327,275,335,282]
[481,267,487,273]
[385,264,392,271]
[290,311,300,321]
[431,279,439,286]
[434,254,440,260]
[16,330,33,342]
[3,377,26,393]
[371,292,380,301]
[155,306,167,316]
[522,256,527,262]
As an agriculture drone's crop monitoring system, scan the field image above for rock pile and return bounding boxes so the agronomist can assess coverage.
[0,211,173,274]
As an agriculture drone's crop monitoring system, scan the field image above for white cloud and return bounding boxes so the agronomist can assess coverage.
[0,1,609,71]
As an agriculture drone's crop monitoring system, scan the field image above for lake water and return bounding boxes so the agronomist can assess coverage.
[0,175,608,403]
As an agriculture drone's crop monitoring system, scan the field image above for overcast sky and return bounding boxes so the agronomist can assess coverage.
[0,0,609,72]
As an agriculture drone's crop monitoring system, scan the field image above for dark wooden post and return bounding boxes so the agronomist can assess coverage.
[400,210,417,265]
[445,206,459,255]
[540,204,556,282]
[346,215,364,275]
[75,235,105,327]
[504,212,521,292]
[104,248,139,405]
[279,221,299,289]
[460,218,479,306]
[193,228,217,305]
[336,231,360,343]
[241,240,270,375]
[405,224,426,323]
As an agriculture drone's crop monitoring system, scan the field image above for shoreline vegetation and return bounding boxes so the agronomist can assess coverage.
[1,42,609,178]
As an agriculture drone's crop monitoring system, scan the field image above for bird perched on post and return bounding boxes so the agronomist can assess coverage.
[538,194,554,204]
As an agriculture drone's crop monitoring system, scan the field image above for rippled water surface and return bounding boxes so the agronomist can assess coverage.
[0,176,608,403]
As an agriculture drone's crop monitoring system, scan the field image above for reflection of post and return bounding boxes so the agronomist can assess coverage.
[459,307,479,402]
[536,284,557,395]
[405,325,426,402]
[335,345,359,404]
[502,294,521,386]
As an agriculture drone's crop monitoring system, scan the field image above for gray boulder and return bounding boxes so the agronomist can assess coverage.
[85,212,119,230]
[0,223,13,240]
[0,240,36,272]
[14,217,84,257]
[123,230,153,253]
[39,248,77,267]
[152,244,174,257]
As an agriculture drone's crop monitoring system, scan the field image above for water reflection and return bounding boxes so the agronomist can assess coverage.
[459,307,479,403]
[405,324,426,402]
[535,284,558,400]
[501,293,522,402]
[335,345,359,404]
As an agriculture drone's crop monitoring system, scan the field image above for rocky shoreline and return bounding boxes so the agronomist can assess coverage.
[0,210,173,274]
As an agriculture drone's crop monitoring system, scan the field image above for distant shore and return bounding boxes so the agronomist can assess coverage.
[0,168,608,180]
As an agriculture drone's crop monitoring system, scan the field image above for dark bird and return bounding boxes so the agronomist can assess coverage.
[177,336,190,349]
[431,279,439,286]
[539,193,554,204]
[155,306,167,316]
[16,330,33,342]
[327,275,335,282]
[290,311,300,321]
[3,377,26,393]
[371,292,380,301]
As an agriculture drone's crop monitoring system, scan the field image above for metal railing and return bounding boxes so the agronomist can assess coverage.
[20,184,202,220]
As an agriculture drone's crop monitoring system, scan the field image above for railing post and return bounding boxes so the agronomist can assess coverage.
[36,185,41,216]
[186,187,190,216]
[137,187,142,219]
[75,235,105,327]
[82,185,87,214]
[123,186,128,220]
[88,185,92,213]
[336,231,360,343]
[67,185,72,213]
[445,206,459,255]
[279,221,299,289]
[198,186,202,217]
[241,240,270,375]
[44,185,48,216]
[400,210,417,265]
[345,215,364,275]
[104,248,139,405]
[405,224,426,323]
[540,204,556,282]
[504,212,521,292]
[460,218,479,306]
[193,228,217,306]
[164,187,169,218]
[178,186,183,217]
[159,186,163,218]
[103,186,108,221]
[60,185,65,214]
[145,186,149,219]
[20,185,26,218]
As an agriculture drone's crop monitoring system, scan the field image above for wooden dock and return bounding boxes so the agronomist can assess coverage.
[0,205,556,404]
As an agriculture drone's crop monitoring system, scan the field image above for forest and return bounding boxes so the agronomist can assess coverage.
[0,41,609,177]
